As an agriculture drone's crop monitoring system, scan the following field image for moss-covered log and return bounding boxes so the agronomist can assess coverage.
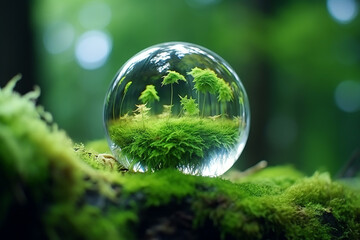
[1,78,359,239]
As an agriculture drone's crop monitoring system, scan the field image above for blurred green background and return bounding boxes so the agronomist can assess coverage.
[1,0,360,175]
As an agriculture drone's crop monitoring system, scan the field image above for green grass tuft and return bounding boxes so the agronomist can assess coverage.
[108,116,241,172]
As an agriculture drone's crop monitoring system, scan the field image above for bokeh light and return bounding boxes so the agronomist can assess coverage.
[334,80,360,112]
[75,30,112,70]
[78,1,111,29]
[327,0,358,24]
[43,21,75,54]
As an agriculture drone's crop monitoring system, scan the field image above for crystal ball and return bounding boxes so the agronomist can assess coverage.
[103,42,250,176]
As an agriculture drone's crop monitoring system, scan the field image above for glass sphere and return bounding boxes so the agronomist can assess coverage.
[103,42,250,176]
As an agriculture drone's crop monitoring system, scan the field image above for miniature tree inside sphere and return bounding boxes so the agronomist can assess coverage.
[103,42,250,176]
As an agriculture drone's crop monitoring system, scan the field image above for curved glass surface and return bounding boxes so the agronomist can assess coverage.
[104,42,250,176]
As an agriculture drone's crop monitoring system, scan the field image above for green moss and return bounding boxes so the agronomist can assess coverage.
[0,78,131,239]
[0,76,84,198]
[1,78,359,239]
[103,167,359,239]
[235,165,305,193]
[149,169,357,239]
[191,170,360,239]
[109,116,240,172]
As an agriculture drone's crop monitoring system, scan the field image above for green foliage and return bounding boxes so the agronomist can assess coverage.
[188,68,220,95]
[138,85,160,105]
[187,68,233,103]
[109,116,240,173]
[187,67,203,78]
[162,70,186,86]
[217,79,234,116]
[188,67,224,116]
[179,95,199,116]
[217,78,233,102]
[162,70,187,109]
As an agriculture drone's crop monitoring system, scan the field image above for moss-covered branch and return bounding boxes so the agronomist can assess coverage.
[0,78,359,239]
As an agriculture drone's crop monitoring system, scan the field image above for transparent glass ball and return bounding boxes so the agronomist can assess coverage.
[103,42,250,176]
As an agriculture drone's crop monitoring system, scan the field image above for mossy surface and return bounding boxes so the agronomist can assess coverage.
[109,116,241,172]
[1,78,360,239]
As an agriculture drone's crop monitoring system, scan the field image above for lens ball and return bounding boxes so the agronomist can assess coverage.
[103,42,250,176]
